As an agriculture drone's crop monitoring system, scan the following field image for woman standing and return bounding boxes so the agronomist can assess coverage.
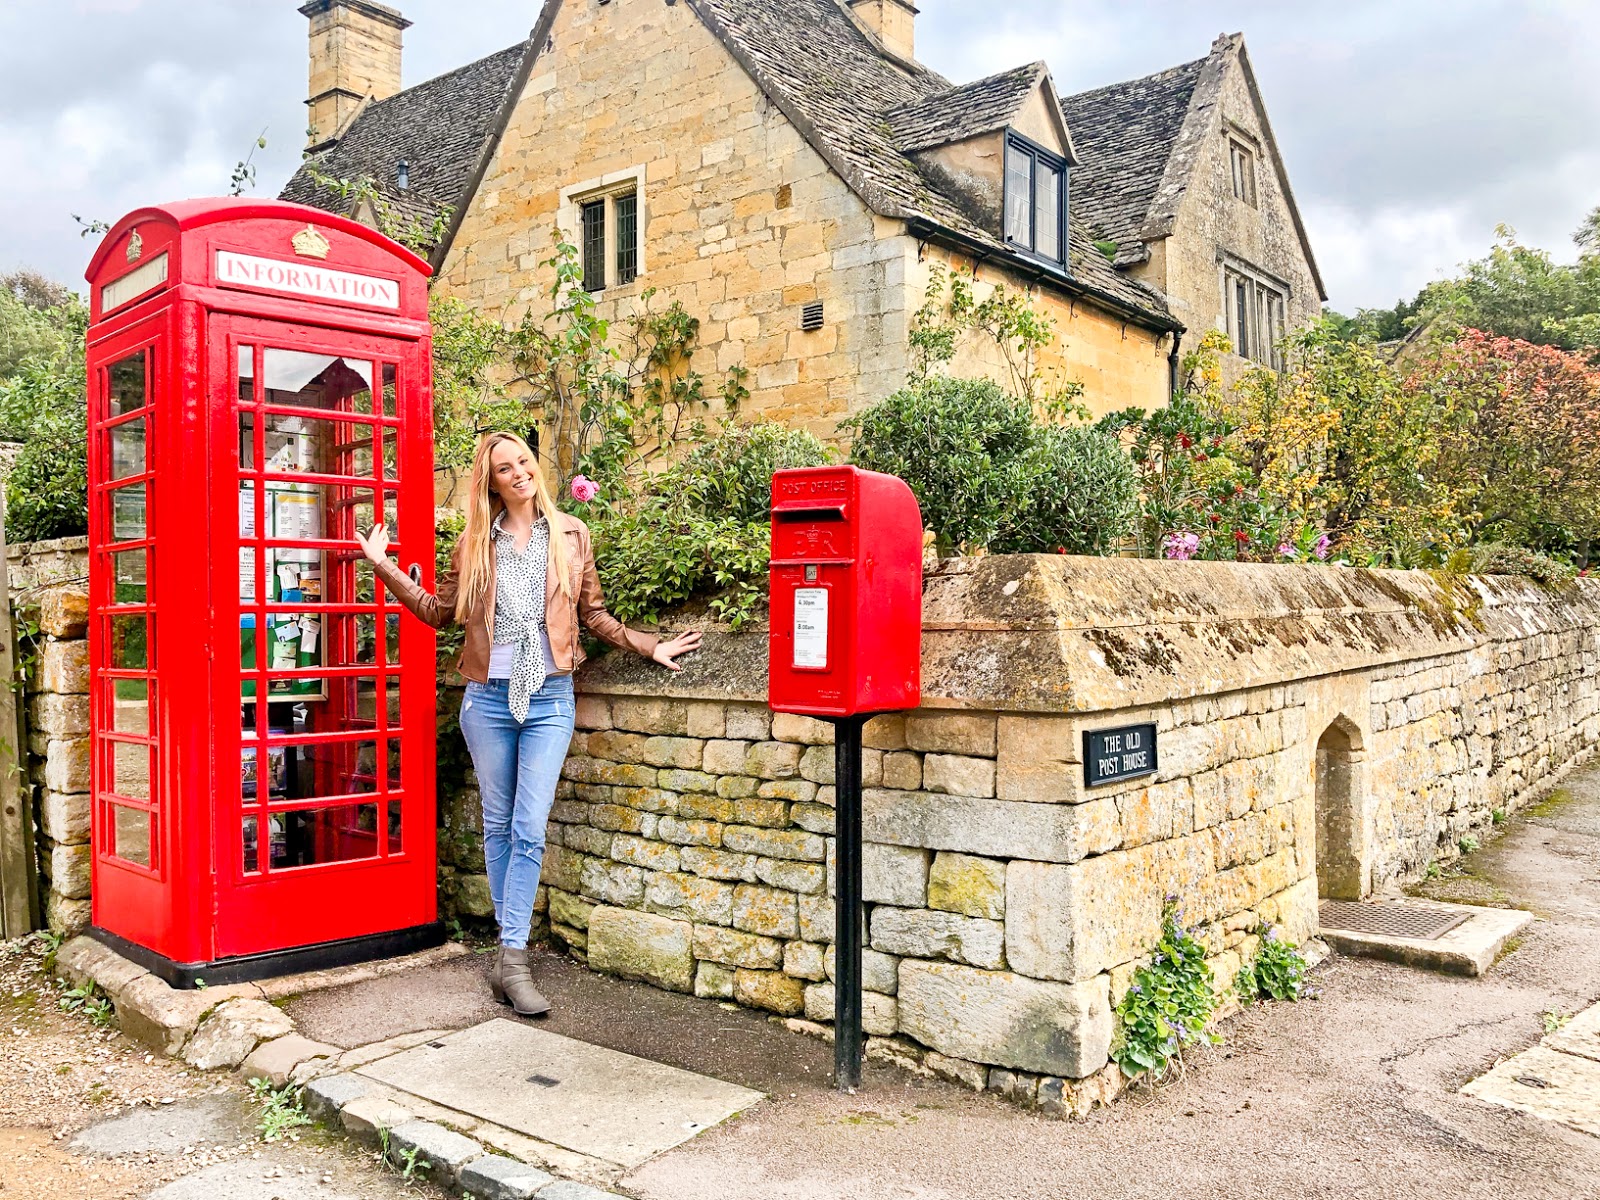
[356,432,699,1016]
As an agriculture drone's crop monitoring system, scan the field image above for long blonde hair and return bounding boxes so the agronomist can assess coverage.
[458,432,573,612]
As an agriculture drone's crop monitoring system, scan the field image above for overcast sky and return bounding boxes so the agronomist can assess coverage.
[2,0,1595,311]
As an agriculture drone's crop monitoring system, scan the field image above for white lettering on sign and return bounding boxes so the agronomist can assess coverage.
[215,251,400,310]
[793,588,829,669]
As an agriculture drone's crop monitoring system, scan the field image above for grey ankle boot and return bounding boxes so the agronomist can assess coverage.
[489,947,508,1005]
[499,947,551,1017]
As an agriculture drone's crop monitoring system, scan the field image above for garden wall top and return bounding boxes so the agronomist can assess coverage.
[6,536,89,593]
[578,554,1600,714]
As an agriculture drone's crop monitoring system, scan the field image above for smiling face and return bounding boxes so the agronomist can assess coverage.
[487,438,538,506]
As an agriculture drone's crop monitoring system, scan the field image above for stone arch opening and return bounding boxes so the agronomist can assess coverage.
[1315,717,1366,900]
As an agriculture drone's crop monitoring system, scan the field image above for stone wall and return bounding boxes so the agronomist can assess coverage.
[7,540,91,933]
[7,535,89,592]
[528,556,1599,1113]
[18,582,92,935]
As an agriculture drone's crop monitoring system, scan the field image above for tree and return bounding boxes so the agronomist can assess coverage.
[1328,209,1600,364]
[1,269,89,541]
[0,270,85,383]
[1416,331,1600,557]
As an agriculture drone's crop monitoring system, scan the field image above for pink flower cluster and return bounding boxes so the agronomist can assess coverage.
[1162,531,1201,561]
[570,475,600,503]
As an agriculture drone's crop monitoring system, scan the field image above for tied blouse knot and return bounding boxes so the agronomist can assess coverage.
[488,511,559,720]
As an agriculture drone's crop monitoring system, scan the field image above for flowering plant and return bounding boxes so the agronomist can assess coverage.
[1162,531,1201,561]
[569,474,600,503]
[1110,900,1219,1080]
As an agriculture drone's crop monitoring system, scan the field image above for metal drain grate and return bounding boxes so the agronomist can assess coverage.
[1319,901,1472,941]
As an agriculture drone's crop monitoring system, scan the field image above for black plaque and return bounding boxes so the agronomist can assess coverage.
[1083,723,1158,787]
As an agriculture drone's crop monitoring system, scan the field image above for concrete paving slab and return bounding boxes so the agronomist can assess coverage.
[1462,1044,1600,1137]
[353,1018,763,1170]
[71,1095,248,1156]
[1548,1003,1600,1064]
[1319,899,1532,975]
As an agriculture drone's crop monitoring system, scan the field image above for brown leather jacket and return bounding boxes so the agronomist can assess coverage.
[373,509,658,682]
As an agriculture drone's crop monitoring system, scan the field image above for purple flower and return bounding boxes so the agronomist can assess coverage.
[570,475,600,503]
[1278,542,1296,558]
[1163,531,1201,561]
[1265,926,1280,943]
[1313,533,1331,560]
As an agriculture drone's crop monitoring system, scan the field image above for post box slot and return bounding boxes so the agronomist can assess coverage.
[774,505,846,522]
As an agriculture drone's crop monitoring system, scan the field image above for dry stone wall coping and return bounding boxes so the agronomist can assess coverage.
[576,555,1600,715]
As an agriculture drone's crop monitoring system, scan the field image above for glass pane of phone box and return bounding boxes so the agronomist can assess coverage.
[242,737,382,803]
[243,802,392,872]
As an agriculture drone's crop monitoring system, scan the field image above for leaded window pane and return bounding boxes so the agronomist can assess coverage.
[1034,164,1060,262]
[581,200,606,293]
[1005,145,1033,247]
[614,192,638,286]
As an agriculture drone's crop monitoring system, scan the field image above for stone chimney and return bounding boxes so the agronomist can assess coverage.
[300,0,411,151]
[849,0,918,62]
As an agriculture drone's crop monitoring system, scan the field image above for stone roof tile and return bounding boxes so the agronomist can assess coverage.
[884,62,1047,154]
[1058,55,1208,253]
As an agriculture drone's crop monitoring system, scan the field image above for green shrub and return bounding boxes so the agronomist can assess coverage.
[1235,925,1309,1003]
[845,376,1041,553]
[668,422,835,523]
[991,424,1138,555]
[3,354,88,542]
[589,421,831,629]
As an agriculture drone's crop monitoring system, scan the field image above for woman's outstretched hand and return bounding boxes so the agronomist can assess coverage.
[652,630,702,672]
[355,522,390,565]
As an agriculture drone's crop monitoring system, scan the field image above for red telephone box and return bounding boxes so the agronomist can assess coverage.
[83,198,441,985]
[768,466,923,718]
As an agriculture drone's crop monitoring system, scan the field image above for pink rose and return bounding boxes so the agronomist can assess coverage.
[570,475,600,503]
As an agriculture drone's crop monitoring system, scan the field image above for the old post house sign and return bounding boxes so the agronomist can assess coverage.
[1084,723,1158,787]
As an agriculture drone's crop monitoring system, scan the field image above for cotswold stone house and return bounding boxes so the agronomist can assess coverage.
[1062,35,1326,373]
[283,0,1322,434]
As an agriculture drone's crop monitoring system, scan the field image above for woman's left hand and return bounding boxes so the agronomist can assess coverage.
[652,630,702,672]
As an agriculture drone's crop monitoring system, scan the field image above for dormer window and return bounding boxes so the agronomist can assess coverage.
[1003,132,1067,266]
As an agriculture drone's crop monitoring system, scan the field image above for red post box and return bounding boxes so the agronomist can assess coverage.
[82,199,441,985]
[768,466,922,718]
[768,464,922,1093]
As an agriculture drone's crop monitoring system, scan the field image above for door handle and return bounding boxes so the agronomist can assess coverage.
[408,563,422,585]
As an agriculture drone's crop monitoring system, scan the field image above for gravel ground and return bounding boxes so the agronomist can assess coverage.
[0,936,442,1199]
[287,760,1600,1200]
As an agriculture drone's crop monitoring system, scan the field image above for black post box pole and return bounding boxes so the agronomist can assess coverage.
[832,714,866,1092]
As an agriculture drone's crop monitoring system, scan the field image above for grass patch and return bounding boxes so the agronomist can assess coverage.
[1543,1009,1573,1034]
[248,1079,314,1142]
[1528,788,1576,819]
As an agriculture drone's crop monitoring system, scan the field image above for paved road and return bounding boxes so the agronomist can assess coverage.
[285,759,1600,1200]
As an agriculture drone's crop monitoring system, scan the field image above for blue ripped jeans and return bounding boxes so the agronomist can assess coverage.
[458,674,575,950]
